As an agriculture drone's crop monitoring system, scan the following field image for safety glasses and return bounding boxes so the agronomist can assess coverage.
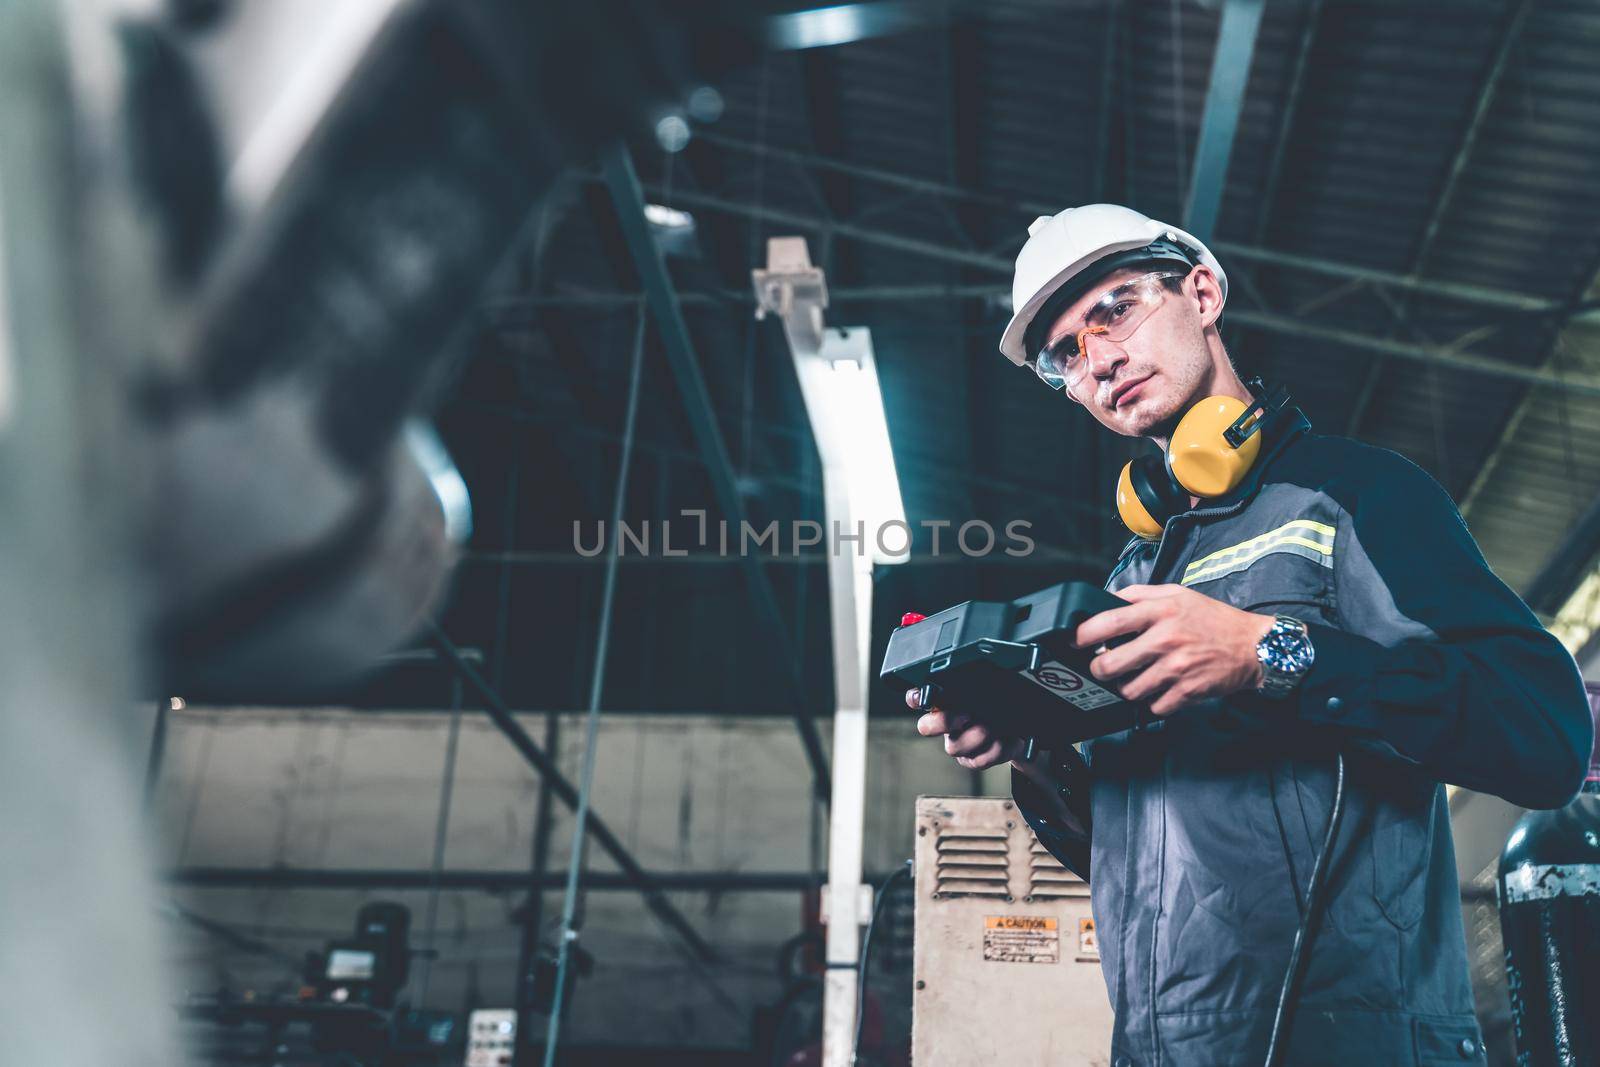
[1031,270,1187,395]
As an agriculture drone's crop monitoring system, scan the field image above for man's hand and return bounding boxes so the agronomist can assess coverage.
[1075,584,1277,717]
[906,687,1028,770]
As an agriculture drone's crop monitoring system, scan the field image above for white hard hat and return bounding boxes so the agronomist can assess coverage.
[998,203,1226,366]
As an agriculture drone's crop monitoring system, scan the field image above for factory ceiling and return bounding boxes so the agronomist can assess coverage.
[342,0,1600,717]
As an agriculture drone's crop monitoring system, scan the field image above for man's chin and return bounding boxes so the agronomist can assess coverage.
[1115,397,1181,438]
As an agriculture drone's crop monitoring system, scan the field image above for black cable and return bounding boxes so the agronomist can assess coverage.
[1263,752,1346,1067]
[853,859,914,1067]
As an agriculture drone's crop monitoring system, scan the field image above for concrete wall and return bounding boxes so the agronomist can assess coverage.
[155,706,1005,1054]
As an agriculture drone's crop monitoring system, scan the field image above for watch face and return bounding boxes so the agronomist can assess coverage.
[1263,629,1313,673]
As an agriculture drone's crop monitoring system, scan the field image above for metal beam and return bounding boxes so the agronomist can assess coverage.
[449,395,1112,534]
[945,18,987,540]
[1229,0,1320,366]
[1410,0,1534,281]
[799,44,850,273]
[1211,245,1570,316]
[1224,308,1600,398]
[163,862,1491,901]
[1344,0,1534,437]
[1251,0,1323,245]
[660,184,1012,272]
[1093,1,1123,202]
[426,627,716,962]
[501,285,1600,396]
[143,699,171,809]
[1523,490,1600,615]
[1184,0,1267,243]
[166,866,883,893]
[649,182,1580,316]
[599,144,831,803]
[164,902,301,963]
[1482,240,1600,605]
[695,130,1026,214]
[462,548,1108,569]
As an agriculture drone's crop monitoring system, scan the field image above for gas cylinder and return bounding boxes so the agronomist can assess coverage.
[1497,682,1600,1066]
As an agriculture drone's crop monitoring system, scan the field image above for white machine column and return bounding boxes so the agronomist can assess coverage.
[754,237,907,1067]
[819,472,874,1067]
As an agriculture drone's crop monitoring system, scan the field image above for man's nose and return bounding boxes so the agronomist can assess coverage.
[1083,331,1127,380]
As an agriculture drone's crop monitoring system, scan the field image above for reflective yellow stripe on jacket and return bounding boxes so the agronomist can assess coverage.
[1182,519,1335,586]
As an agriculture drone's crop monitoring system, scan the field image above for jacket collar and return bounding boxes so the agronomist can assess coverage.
[1208,404,1311,511]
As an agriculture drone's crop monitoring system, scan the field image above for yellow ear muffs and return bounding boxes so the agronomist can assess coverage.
[1116,461,1165,540]
[1168,394,1262,498]
[1114,391,1278,540]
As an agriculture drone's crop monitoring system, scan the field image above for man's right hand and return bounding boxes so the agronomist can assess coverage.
[906,687,1027,770]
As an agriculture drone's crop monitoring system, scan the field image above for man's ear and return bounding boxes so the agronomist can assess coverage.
[1189,265,1225,329]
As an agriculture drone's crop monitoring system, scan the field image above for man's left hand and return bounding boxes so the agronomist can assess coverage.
[1074,584,1276,717]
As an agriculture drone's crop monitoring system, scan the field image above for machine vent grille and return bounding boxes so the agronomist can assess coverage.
[933,828,1009,898]
[1028,838,1088,899]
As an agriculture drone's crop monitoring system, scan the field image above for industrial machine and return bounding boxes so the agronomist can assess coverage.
[308,901,414,1009]
[912,796,1111,1066]
[182,901,451,1065]
[464,1009,517,1067]
[1497,682,1600,1065]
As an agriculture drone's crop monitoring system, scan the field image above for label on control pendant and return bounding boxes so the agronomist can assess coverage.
[1020,659,1121,710]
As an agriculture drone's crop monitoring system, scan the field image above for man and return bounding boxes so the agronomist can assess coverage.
[908,204,1594,1066]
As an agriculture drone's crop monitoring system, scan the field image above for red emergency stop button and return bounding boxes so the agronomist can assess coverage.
[901,612,926,627]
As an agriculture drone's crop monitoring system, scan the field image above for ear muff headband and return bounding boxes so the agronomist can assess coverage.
[1116,456,1186,540]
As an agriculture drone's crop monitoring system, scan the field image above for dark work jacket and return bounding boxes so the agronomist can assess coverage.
[1012,411,1594,1067]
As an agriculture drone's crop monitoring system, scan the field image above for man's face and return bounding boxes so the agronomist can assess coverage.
[1041,263,1225,439]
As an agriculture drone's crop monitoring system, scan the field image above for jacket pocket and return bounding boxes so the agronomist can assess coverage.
[1154,762,1307,1012]
[1413,1015,1486,1065]
[1369,777,1435,930]
[1272,758,1372,939]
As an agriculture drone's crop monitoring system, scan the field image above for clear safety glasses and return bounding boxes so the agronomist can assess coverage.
[1031,270,1187,395]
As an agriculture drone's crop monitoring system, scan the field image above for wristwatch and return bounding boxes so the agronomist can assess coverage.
[1255,614,1315,699]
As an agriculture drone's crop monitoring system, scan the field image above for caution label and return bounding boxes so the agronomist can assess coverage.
[1021,659,1122,710]
[983,916,1059,964]
[1077,918,1100,962]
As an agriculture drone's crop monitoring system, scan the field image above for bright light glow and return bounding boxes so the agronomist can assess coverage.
[404,421,473,545]
[644,203,694,230]
[227,0,404,210]
[797,328,907,565]
[654,115,691,153]
[767,5,865,49]
[687,86,725,123]
[1548,566,1600,656]
[765,3,920,51]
